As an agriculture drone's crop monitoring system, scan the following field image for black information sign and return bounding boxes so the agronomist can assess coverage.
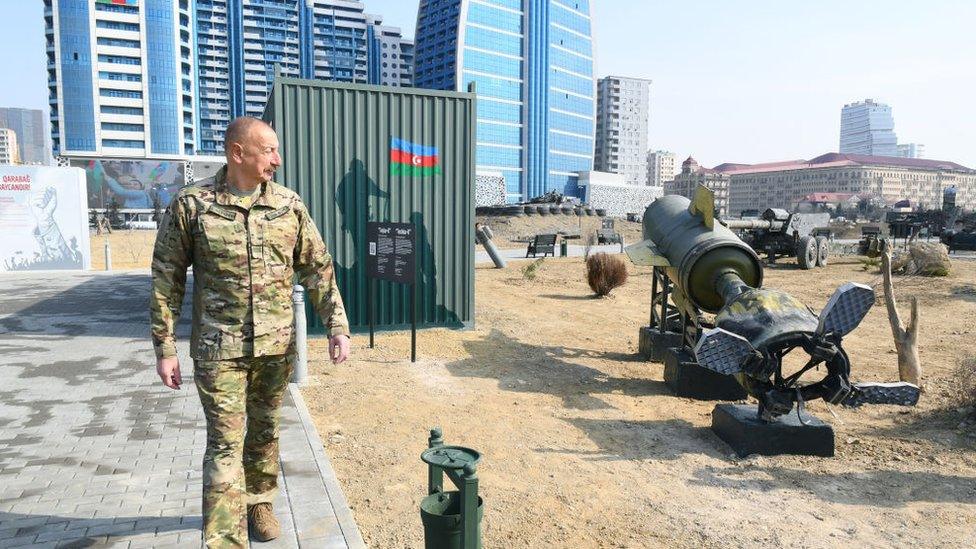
[365,221,419,362]
[367,222,416,284]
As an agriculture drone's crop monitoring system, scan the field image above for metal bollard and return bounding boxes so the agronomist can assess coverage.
[291,285,308,383]
[475,223,506,269]
[103,240,112,271]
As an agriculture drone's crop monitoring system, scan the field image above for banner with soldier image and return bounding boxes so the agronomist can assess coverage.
[71,158,185,211]
[0,166,91,271]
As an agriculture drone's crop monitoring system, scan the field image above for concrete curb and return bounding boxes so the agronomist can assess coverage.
[286,384,366,549]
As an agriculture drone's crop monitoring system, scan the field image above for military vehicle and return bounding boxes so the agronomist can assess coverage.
[722,209,831,269]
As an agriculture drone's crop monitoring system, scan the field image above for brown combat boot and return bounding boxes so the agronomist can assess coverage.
[248,503,281,542]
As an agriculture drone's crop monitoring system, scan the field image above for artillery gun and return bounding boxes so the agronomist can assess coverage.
[628,187,919,455]
[722,209,831,269]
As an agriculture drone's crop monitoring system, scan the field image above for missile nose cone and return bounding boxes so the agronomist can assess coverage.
[694,327,756,375]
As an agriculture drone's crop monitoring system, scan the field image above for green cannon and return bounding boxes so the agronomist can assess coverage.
[722,209,831,269]
[628,186,920,422]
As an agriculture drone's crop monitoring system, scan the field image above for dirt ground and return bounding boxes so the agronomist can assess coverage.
[302,254,976,548]
[88,229,157,270]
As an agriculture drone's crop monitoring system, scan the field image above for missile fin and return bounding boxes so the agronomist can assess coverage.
[689,184,715,230]
[625,240,671,267]
[817,282,875,338]
[694,327,755,375]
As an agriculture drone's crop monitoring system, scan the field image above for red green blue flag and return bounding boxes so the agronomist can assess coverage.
[96,0,139,5]
[390,137,442,176]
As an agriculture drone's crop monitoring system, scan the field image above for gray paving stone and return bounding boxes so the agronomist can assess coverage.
[0,272,363,548]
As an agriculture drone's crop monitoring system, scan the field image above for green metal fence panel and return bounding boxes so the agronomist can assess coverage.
[264,76,476,334]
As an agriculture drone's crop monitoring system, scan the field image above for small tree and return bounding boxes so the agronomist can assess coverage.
[586,252,628,296]
[106,197,123,229]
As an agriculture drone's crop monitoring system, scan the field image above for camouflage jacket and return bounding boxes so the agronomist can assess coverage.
[150,166,349,360]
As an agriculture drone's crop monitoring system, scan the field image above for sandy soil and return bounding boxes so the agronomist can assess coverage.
[89,229,156,270]
[302,253,976,548]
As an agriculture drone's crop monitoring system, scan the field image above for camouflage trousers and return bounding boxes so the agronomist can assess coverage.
[194,353,294,548]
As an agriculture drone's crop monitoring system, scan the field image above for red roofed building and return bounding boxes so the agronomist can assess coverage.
[699,153,976,216]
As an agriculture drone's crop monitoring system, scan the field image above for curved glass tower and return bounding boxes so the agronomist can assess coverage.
[414,0,596,201]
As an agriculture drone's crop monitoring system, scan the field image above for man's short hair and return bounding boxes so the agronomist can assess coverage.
[224,117,273,154]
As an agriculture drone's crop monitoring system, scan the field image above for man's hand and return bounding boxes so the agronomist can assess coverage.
[157,357,182,389]
[329,334,351,364]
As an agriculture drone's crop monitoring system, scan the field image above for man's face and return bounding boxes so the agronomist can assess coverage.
[230,125,282,184]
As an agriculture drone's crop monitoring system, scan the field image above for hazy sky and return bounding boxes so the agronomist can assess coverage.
[4,0,973,167]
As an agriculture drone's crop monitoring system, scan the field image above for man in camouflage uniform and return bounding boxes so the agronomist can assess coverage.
[150,117,350,548]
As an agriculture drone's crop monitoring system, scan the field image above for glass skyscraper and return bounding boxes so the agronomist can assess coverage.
[839,99,899,157]
[45,0,413,158]
[413,0,596,201]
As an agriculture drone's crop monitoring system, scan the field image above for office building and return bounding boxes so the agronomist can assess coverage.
[839,99,898,157]
[45,0,197,158]
[646,149,675,187]
[0,129,20,165]
[0,108,48,165]
[897,143,925,159]
[714,153,976,215]
[413,0,597,201]
[45,0,414,158]
[594,76,650,186]
[664,156,730,217]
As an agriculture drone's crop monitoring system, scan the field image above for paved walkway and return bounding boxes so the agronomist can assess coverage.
[0,272,363,548]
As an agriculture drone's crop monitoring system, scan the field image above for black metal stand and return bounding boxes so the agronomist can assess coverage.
[411,281,417,363]
[641,267,747,400]
[368,278,375,349]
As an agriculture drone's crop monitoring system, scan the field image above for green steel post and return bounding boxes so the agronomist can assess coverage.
[460,463,480,549]
[427,427,443,495]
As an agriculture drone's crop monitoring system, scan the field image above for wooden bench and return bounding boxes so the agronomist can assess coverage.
[525,233,557,257]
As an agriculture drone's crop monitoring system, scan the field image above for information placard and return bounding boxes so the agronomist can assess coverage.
[367,222,416,284]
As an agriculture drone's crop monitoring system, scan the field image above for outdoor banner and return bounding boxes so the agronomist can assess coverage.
[69,158,185,210]
[0,166,91,271]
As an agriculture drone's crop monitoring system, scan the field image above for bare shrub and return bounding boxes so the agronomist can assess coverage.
[586,252,628,296]
[956,357,976,412]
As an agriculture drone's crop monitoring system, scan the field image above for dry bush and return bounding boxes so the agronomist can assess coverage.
[956,358,976,412]
[586,252,628,296]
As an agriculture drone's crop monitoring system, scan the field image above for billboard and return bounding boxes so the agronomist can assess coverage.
[0,166,91,271]
[71,158,185,210]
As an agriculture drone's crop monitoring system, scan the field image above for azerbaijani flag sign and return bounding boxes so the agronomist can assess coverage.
[390,138,442,176]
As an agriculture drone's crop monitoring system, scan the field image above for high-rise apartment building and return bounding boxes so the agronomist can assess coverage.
[897,143,925,159]
[0,108,48,165]
[194,0,414,154]
[839,99,898,157]
[413,0,597,201]
[45,0,414,158]
[646,149,675,187]
[0,129,20,165]
[594,76,650,186]
[367,16,414,87]
[45,0,198,158]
